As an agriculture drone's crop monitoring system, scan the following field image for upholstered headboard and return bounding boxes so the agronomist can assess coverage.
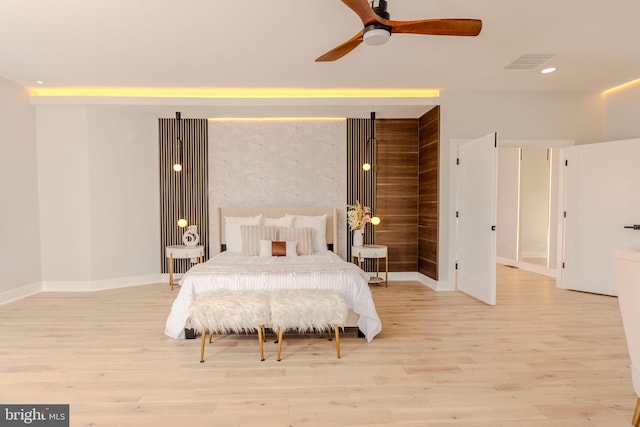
[218,207,338,251]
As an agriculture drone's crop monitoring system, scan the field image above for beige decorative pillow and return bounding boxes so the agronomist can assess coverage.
[277,226,314,256]
[240,225,277,256]
[291,214,327,253]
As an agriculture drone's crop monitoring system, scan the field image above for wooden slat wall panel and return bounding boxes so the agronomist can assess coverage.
[375,119,419,272]
[346,118,375,271]
[418,107,440,279]
[159,118,209,274]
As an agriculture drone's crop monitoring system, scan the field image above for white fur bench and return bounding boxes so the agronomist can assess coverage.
[270,289,349,361]
[189,289,270,363]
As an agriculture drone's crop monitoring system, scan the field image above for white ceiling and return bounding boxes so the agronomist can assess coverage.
[1,0,639,117]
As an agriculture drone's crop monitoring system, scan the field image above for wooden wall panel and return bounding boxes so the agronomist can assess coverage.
[418,107,440,279]
[159,117,209,274]
[346,118,375,270]
[375,119,419,272]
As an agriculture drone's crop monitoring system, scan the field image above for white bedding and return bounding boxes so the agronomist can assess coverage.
[164,251,382,342]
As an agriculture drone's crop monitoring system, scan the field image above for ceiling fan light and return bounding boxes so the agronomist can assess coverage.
[363,28,391,46]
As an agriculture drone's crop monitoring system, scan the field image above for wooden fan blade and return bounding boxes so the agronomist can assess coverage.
[387,18,482,36]
[315,31,364,62]
[342,0,384,26]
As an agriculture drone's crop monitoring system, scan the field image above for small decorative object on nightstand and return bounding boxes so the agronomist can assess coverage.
[352,244,388,287]
[165,245,204,290]
[182,225,200,247]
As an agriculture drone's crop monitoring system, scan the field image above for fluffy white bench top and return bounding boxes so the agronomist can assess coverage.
[189,289,270,334]
[270,289,348,333]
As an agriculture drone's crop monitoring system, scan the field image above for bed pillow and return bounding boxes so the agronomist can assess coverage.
[263,215,295,227]
[224,214,262,252]
[277,226,314,256]
[241,225,277,256]
[291,214,327,253]
[259,240,297,257]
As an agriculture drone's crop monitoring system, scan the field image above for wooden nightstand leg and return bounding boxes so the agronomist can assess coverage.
[169,254,174,290]
[385,254,389,287]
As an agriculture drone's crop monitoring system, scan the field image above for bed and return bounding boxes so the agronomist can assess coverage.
[164,207,382,342]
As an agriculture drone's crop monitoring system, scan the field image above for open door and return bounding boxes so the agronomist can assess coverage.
[456,133,498,305]
[561,138,640,296]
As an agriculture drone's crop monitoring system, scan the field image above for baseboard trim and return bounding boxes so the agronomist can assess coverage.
[42,274,164,292]
[0,282,42,305]
[367,272,452,291]
[5,271,454,305]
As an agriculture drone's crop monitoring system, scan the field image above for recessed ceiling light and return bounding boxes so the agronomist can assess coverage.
[36,80,44,85]
[541,67,557,74]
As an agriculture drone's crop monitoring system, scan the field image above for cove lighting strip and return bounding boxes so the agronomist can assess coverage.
[603,78,640,95]
[27,87,439,99]
[208,117,345,122]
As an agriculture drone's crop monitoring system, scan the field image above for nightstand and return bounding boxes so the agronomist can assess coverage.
[165,245,204,290]
[352,244,388,287]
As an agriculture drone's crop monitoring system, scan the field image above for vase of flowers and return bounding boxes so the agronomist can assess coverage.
[347,201,371,246]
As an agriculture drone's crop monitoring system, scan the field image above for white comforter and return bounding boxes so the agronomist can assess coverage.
[164,251,382,342]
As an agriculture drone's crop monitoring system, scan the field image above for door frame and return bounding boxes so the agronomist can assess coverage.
[448,138,573,291]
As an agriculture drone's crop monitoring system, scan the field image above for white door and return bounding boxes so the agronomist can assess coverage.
[456,133,498,305]
[561,139,640,296]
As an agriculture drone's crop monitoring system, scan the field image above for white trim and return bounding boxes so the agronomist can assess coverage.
[42,274,163,292]
[366,272,453,291]
[0,282,42,305]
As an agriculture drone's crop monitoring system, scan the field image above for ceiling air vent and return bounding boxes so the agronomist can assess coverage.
[505,53,556,70]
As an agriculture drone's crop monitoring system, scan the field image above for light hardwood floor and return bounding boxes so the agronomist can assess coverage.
[0,265,635,427]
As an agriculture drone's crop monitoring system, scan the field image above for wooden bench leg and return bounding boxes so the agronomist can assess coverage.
[258,325,265,361]
[200,331,207,363]
[632,397,640,427]
[334,325,341,359]
[277,328,284,361]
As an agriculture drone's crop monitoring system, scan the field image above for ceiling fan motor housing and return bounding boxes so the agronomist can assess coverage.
[363,23,392,45]
[363,0,392,45]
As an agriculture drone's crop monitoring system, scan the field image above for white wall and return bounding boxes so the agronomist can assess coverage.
[0,77,42,301]
[209,119,348,259]
[87,107,160,280]
[36,106,92,283]
[519,147,551,259]
[604,84,640,140]
[439,90,605,288]
[35,106,161,290]
[496,146,520,261]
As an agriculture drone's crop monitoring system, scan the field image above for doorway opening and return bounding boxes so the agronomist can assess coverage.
[496,140,574,278]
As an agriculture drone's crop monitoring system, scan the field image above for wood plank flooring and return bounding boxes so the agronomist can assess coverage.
[0,265,634,426]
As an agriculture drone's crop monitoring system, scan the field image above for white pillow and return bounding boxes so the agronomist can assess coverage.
[292,214,327,253]
[259,240,298,257]
[263,215,294,227]
[224,214,262,252]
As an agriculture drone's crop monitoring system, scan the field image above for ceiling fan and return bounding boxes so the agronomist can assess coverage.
[316,0,482,62]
